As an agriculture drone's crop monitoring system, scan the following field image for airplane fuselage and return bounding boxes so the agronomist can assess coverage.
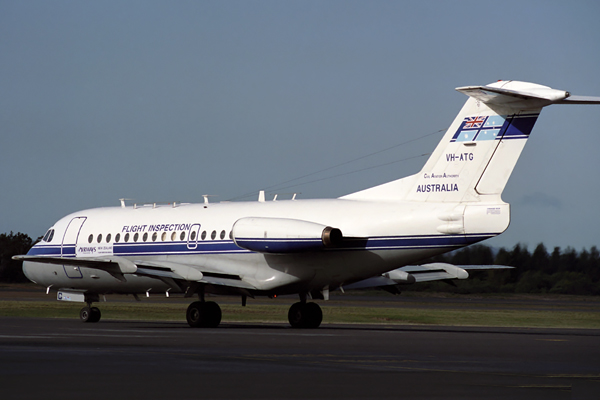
[23,197,506,296]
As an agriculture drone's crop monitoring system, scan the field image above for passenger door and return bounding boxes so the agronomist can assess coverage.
[61,217,86,278]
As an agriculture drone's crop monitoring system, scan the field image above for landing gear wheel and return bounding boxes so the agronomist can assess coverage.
[80,306,91,322]
[303,302,322,329]
[288,302,322,329]
[80,306,101,323]
[186,301,222,328]
[89,307,101,323]
[288,302,304,328]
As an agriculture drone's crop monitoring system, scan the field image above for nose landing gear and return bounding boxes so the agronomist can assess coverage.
[79,293,101,323]
[80,306,101,323]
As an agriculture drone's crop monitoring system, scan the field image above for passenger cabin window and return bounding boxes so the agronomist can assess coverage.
[134,233,139,242]
[125,233,130,242]
[97,234,102,243]
[152,232,158,242]
[88,234,93,243]
[201,231,206,240]
[115,233,121,243]
[171,232,176,241]
[161,232,166,241]
[220,230,226,240]
[190,231,196,241]
[106,233,112,243]
[180,232,185,241]
[143,233,148,242]
[211,230,216,240]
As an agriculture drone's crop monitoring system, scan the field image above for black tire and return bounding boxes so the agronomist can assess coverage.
[80,306,91,322]
[187,301,204,327]
[186,301,222,328]
[288,302,322,329]
[304,302,322,329]
[288,302,304,328]
[203,301,222,328]
[89,307,101,323]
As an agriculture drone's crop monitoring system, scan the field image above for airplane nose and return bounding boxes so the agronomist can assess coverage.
[22,261,40,285]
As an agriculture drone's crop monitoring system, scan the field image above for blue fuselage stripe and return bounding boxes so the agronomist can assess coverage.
[27,233,494,257]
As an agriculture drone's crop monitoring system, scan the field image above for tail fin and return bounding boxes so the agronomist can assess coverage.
[343,80,600,202]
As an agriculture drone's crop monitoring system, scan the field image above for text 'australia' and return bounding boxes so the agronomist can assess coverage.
[416,183,459,193]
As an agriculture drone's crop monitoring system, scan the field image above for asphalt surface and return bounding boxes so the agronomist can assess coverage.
[1,317,599,399]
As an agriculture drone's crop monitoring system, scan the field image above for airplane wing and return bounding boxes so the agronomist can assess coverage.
[13,255,256,291]
[343,262,513,291]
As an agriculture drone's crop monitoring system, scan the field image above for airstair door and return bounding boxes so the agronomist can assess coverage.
[61,217,87,278]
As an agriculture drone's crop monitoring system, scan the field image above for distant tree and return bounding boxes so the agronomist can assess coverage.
[450,244,494,265]
[531,243,550,274]
[509,243,531,272]
[560,247,579,273]
[549,246,562,274]
[0,232,33,283]
[586,247,600,282]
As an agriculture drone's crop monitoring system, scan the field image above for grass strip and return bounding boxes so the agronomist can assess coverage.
[0,300,599,329]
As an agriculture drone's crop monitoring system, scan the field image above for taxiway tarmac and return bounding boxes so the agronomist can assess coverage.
[1,317,599,399]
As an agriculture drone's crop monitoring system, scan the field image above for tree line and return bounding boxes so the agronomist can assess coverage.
[0,232,33,283]
[1,232,599,295]
[415,243,600,295]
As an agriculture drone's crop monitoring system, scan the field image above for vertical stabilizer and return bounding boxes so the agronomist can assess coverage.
[342,80,599,203]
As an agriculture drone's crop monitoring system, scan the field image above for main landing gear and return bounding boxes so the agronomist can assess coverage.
[288,300,323,329]
[184,299,322,329]
[186,286,222,328]
[186,301,222,328]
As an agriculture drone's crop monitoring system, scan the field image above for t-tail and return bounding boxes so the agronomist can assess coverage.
[343,80,600,204]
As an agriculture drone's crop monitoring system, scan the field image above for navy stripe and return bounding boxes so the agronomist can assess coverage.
[27,233,495,257]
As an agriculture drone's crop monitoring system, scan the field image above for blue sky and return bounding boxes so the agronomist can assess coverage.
[1,0,599,251]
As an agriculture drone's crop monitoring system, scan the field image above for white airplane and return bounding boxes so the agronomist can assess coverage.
[15,80,600,328]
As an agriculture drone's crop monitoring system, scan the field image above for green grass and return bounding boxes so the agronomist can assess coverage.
[1,299,599,329]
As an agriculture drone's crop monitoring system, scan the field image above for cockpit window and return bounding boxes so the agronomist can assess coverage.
[42,229,55,242]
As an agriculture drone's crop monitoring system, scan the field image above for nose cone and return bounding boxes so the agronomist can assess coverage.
[22,261,42,285]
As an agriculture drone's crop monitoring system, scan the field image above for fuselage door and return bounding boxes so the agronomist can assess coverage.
[61,217,87,278]
[187,224,201,250]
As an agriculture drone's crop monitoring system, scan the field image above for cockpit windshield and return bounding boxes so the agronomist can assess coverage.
[42,229,55,242]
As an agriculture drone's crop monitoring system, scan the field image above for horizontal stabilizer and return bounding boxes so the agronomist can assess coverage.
[556,95,600,104]
[457,81,600,109]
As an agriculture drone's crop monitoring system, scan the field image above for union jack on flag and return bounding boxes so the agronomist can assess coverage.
[463,116,486,129]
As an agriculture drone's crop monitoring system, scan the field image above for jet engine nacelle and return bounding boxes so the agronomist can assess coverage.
[232,217,343,253]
